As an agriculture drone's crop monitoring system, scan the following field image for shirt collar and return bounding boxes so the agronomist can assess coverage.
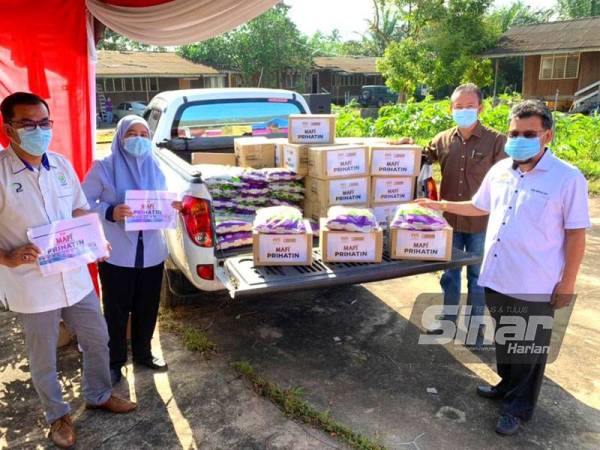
[8,146,51,173]
[452,121,483,141]
[512,148,555,173]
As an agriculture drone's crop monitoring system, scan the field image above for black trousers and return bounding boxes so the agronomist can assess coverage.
[98,261,164,370]
[485,288,554,420]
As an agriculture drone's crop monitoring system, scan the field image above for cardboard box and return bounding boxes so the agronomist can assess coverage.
[270,137,289,167]
[288,114,336,144]
[305,176,370,206]
[253,220,313,266]
[319,218,383,263]
[371,176,415,204]
[191,152,236,166]
[234,137,275,168]
[282,143,310,175]
[389,226,453,261]
[371,203,405,226]
[370,144,422,176]
[308,145,369,179]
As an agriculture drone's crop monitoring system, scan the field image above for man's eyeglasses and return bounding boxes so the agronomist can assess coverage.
[508,130,545,139]
[10,119,54,131]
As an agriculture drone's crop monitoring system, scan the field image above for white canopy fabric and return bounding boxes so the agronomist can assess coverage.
[86,0,279,46]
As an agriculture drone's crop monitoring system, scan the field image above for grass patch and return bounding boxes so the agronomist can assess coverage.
[184,328,216,353]
[232,360,386,450]
[159,307,216,356]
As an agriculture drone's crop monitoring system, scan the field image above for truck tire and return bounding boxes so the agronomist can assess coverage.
[161,261,200,308]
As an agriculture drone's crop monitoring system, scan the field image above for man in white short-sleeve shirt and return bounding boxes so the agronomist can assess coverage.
[418,99,590,436]
[0,92,136,448]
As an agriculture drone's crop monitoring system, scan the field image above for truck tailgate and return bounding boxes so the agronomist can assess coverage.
[217,249,480,299]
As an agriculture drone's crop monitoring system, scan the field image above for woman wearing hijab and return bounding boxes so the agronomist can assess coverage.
[83,115,179,385]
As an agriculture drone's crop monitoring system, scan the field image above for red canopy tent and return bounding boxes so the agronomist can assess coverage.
[0,0,278,292]
[0,0,279,178]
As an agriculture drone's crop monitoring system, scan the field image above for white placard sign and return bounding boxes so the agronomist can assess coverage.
[125,190,177,231]
[373,178,412,203]
[326,148,366,177]
[27,214,108,277]
[395,230,449,259]
[327,233,376,262]
[371,149,415,175]
[284,146,300,172]
[258,234,308,263]
[329,178,369,204]
[290,118,331,143]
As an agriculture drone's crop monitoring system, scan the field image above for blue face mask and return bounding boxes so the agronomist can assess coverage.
[504,137,542,162]
[17,127,52,156]
[452,108,478,128]
[123,136,151,158]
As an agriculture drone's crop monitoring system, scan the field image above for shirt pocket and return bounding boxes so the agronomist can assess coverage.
[468,151,492,177]
[517,190,549,229]
[57,188,74,216]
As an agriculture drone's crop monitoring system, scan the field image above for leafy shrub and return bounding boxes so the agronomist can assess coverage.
[334,95,600,181]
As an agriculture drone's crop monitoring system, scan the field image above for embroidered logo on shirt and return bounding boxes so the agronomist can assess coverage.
[12,182,23,193]
[57,172,68,186]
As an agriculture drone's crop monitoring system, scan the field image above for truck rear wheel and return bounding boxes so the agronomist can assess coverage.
[160,260,201,308]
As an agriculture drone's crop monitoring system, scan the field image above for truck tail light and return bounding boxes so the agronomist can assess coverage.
[196,264,214,280]
[181,195,213,247]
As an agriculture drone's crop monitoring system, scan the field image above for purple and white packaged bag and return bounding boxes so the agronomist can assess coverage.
[390,203,448,231]
[325,206,379,233]
[261,168,301,182]
[215,215,254,235]
[217,231,253,250]
[253,206,306,234]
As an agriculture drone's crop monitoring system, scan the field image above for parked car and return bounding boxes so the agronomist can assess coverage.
[144,88,477,306]
[113,101,147,121]
[358,85,397,108]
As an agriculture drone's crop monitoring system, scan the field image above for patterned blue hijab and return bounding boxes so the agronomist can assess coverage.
[102,115,166,203]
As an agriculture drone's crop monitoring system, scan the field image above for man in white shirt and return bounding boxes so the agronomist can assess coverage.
[0,92,137,448]
[417,99,590,435]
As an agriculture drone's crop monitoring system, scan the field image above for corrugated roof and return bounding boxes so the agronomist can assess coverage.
[313,56,380,74]
[483,17,600,57]
[96,50,219,76]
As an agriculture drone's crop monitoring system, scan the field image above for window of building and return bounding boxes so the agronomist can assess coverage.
[205,76,225,88]
[149,77,159,91]
[539,53,580,80]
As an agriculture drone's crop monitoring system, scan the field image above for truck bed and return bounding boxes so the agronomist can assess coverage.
[217,248,480,298]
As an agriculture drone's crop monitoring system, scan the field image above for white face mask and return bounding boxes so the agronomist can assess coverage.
[17,127,53,156]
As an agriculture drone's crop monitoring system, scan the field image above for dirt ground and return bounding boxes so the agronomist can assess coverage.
[0,159,598,448]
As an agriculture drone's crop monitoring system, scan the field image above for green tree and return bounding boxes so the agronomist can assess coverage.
[378,0,497,98]
[487,0,553,33]
[178,4,312,89]
[557,0,600,18]
[483,1,552,95]
[363,0,404,55]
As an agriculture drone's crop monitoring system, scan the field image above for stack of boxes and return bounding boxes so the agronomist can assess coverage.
[224,113,452,263]
[369,143,422,225]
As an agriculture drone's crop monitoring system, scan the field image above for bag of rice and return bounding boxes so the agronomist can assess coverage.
[390,203,448,230]
[270,181,305,193]
[217,231,253,250]
[214,215,254,235]
[271,191,304,203]
[261,168,301,182]
[253,206,306,234]
[325,206,379,233]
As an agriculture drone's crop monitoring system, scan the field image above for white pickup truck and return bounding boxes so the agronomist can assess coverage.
[144,88,478,306]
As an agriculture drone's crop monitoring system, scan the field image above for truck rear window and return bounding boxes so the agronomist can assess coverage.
[172,99,304,139]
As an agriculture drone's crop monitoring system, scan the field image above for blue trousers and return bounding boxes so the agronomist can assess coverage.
[17,290,112,423]
[440,231,486,322]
